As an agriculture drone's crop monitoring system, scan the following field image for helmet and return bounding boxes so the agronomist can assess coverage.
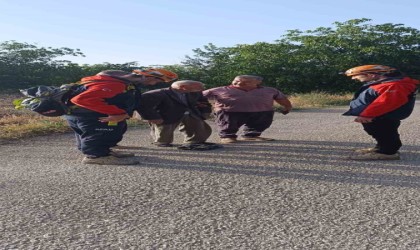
[344,65,397,76]
[132,68,178,82]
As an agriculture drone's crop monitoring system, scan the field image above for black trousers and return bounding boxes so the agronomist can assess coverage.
[65,116,127,157]
[215,110,274,138]
[362,118,402,155]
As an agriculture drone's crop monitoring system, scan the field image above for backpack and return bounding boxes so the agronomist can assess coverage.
[14,83,87,117]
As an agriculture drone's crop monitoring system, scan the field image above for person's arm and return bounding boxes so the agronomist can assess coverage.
[274,98,292,115]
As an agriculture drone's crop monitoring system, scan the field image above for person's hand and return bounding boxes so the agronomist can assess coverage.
[280,107,291,115]
[148,119,164,125]
[354,116,373,123]
[99,114,130,123]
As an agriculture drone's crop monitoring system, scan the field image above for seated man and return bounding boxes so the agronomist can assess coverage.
[137,80,221,150]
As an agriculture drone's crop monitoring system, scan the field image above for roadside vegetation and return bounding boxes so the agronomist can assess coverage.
[2,18,419,140]
[0,92,352,141]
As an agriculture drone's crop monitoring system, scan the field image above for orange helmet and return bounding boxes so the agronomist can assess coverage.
[132,68,178,82]
[344,65,397,76]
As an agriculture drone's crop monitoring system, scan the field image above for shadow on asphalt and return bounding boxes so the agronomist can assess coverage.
[128,140,420,189]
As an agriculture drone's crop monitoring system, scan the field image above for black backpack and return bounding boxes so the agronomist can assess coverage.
[14,83,87,117]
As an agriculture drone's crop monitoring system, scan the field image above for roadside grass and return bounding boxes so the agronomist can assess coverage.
[0,92,352,141]
[288,92,353,109]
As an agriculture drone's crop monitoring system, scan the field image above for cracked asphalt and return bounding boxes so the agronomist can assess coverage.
[1,104,420,249]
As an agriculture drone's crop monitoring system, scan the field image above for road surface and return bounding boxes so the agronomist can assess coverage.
[1,105,420,249]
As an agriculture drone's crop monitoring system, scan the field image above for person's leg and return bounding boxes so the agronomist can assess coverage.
[363,119,401,155]
[76,118,127,157]
[178,115,212,144]
[214,110,245,138]
[65,116,83,151]
[150,122,179,146]
[66,116,139,165]
[242,111,274,138]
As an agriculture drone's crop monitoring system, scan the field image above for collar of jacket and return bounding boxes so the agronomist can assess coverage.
[363,76,405,87]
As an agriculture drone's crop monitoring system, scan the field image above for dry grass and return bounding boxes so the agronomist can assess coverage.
[288,92,352,109]
[0,93,70,140]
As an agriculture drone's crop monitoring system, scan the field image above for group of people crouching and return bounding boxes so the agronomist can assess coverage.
[64,65,419,165]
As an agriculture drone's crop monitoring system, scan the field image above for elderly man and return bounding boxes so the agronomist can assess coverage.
[137,80,221,150]
[203,75,292,144]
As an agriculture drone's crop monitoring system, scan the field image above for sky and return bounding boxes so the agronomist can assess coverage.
[1,0,420,66]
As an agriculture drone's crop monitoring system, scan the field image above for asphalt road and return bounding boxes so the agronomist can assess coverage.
[1,104,420,249]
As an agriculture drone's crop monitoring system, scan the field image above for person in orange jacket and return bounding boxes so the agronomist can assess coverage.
[343,65,419,160]
[66,68,178,165]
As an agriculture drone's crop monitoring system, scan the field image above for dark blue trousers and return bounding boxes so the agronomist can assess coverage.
[362,118,402,155]
[65,116,127,157]
[215,110,274,138]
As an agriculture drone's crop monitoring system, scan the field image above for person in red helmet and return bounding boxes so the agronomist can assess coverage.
[65,68,178,165]
[343,65,419,160]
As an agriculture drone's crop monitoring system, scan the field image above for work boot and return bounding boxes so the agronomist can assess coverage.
[82,155,140,165]
[348,152,400,161]
[354,147,378,153]
[110,150,135,158]
[220,138,237,144]
[240,136,275,141]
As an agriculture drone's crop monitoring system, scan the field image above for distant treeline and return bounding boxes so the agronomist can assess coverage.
[1,18,420,93]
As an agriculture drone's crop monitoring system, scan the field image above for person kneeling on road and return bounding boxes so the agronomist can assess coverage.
[137,80,222,150]
[66,68,178,165]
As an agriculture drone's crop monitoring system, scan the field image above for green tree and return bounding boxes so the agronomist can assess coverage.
[0,40,84,89]
[276,18,420,92]
[181,19,420,93]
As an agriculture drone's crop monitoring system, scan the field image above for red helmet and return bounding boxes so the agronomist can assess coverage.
[344,65,397,76]
[132,68,178,82]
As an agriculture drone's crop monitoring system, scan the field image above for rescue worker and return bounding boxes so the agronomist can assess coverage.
[66,68,178,165]
[343,65,419,160]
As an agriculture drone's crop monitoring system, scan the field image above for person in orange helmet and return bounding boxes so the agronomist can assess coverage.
[66,68,178,165]
[343,65,419,160]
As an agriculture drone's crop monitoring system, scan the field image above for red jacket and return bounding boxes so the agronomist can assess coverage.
[70,75,133,115]
[344,77,419,119]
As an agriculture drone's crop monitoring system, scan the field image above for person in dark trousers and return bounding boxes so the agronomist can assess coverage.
[66,68,178,165]
[137,80,221,150]
[343,64,419,160]
[203,75,292,144]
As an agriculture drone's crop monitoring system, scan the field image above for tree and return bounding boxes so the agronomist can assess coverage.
[180,19,420,93]
[0,40,84,89]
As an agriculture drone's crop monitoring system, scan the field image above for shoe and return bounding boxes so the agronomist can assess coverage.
[220,138,237,144]
[109,150,135,158]
[354,147,378,153]
[240,136,275,141]
[348,152,400,161]
[82,155,140,165]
